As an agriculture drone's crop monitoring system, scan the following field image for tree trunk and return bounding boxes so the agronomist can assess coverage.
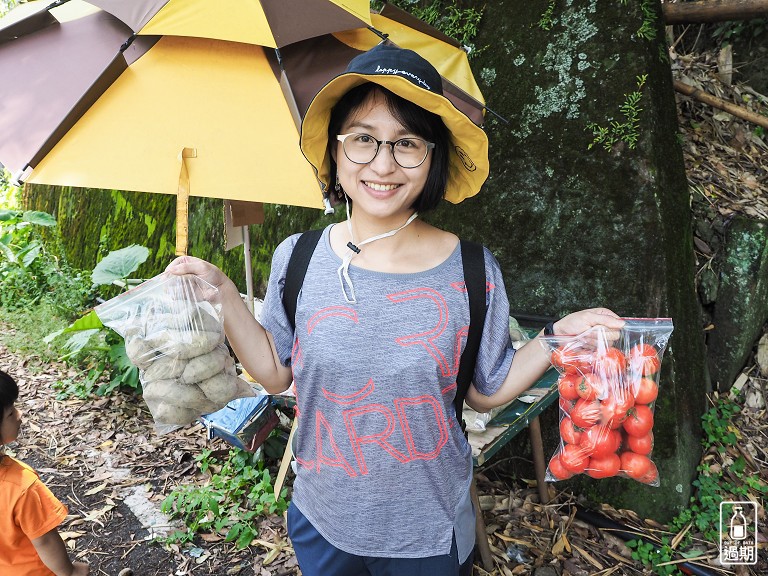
[430,0,707,522]
[662,0,768,24]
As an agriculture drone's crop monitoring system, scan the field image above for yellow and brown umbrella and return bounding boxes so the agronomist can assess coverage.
[0,1,487,254]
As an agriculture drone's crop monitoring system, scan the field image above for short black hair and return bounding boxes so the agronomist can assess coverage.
[327,83,450,213]
[0,370,18,430]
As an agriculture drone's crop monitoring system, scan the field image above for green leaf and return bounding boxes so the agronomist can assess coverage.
[44,310,104,343]
[0,209,20,222]
[91,245,150,285]
[19,241,41,268]
[21,210,57,227]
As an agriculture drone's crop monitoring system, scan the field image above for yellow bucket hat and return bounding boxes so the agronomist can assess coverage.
[300,43,489,204]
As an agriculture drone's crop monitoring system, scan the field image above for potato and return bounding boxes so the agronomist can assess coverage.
[145,329,223,359]
[197,372,237,405]
[180,346,229,384]
[125,337,158,369]
[150,401,201,426]
[143,378,219,413]
[142,355,184,381]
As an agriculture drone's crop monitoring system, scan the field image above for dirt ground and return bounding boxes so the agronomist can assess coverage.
[2,333,766,576]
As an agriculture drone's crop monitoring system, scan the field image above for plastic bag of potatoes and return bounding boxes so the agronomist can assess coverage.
[95,272,254,433]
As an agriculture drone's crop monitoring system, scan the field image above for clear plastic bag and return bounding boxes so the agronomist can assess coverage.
[540,318,674,486]
[95,272,254,433]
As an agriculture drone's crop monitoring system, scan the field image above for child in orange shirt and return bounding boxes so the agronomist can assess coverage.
[0,369,89,576]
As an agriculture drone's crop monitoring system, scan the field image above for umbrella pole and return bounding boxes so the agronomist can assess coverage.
[176,148,197,256]
[243,225,255,316]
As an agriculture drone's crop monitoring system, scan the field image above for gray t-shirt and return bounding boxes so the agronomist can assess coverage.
[260,225,515,561]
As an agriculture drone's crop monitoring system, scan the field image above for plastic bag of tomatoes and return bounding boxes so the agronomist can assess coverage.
[542,318,673,486]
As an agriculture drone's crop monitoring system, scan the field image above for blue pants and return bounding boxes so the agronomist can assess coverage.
[287,503,475,576]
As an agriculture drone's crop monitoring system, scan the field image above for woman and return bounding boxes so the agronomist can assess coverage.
[168,43,623,575]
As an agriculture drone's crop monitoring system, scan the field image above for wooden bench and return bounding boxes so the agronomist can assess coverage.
[467,366,559,570]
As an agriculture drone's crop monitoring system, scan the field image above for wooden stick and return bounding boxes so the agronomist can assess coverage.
[663,0,768,24]
[674,79,768,130]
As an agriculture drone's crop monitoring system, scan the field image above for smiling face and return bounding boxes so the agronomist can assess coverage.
[334,90,432,226]
[0,403,21,445]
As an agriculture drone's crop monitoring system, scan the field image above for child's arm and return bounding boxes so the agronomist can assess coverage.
[31,528,90,576]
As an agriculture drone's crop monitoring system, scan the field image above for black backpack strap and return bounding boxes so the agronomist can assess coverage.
[454,240,487,430]
[283,229,323,331]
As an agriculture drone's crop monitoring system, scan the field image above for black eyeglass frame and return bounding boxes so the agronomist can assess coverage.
[336,133,435,169]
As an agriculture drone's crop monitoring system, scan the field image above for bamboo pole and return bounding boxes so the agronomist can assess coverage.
[663,0,768,24]
[674,80,768,130]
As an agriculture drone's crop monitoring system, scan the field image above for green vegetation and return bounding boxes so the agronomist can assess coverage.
[587,74,648,151]
[161,448,289,549]
[538,0,557,31]
[387,0,483,49]
[627,394,768,576]
[0,209,294,555]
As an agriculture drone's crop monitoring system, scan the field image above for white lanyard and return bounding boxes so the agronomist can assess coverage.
[337,200,419,303]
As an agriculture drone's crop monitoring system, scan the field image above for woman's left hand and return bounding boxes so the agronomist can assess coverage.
[550,308,625,339]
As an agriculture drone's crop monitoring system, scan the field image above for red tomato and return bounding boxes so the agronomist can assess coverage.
[632,377,659,405]
[579,425,621,457]
[560,416,584,444]
[586,453,621,479]
[570,399,602,428]
[629,343,660,376]
[559,396,577,415]
[577,373,603,401]
[594,347,626,380]
[620,451,652,480]
[548,454,574,480]
[599,392,635,429]
[623,405,654,437]
[560,443,590,474]
[627,432,654,455]
[558,373,583,401]
[638,460,659,484]
[551,344,592,374]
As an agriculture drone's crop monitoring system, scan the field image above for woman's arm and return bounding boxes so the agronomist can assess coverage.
[31,528,89,576]
[466,308,625,413]
[166,257,293,394]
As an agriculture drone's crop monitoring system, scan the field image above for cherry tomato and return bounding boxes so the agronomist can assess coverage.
[632,377,659,405]
[593,347,626,381]
[586,453,621,479]
[577,373,603,401]
[559,396,577,415]
[560,443,590,474]
[570,399,602,428]
[627,432,654,455]
[628,343,660,376]
[623,405,654,437]
[558,373,583,401]
[579,425,621,457]
[560,416,584,444]
[620,451,652,480]
[638,460,659,484]
[599,392,635,429]
[548,454,574,480]
[551,344,592,374]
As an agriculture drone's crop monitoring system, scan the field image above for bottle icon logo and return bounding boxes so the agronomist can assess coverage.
[729,505,747,540]
[720,501,758,565]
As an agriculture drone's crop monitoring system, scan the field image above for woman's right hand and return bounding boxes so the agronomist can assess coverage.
[165,256,231,291]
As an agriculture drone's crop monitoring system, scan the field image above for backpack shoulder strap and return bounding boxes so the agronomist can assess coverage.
[283,229,323,331]
[454,239,487,430]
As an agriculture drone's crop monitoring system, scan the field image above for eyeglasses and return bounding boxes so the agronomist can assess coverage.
[337,133,435,169]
